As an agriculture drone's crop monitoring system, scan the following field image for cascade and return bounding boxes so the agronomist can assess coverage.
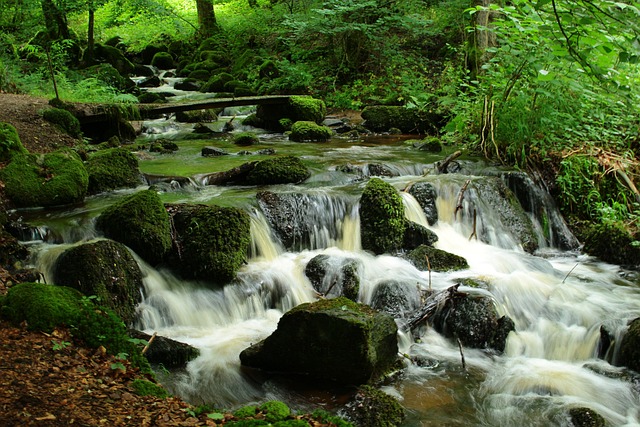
[14,95,640,425]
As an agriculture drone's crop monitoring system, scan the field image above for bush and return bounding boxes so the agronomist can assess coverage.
[0,122,27,162]
[42,108,82,138]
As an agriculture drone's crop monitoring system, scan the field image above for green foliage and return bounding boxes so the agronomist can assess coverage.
[0,150,88,207]
[359,177,405,255]
[289,121,332,142]
[245,155,311,185]
[0,122,27,162]
[51,339,71,351]
[41,107,82,138]
[130,379,169,398]
[259,401,290,423]
[85,147,141,194]
[310,409,354,427]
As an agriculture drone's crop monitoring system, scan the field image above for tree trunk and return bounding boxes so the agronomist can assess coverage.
[41,0,71,41]
[196,0,217,38]
[85,8,95,64]
[467,0,498,77]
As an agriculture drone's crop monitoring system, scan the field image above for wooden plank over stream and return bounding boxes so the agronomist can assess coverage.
[78,95,294,123]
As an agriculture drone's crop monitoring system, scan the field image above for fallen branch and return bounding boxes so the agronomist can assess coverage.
[142,332,158,355]
[457,338,466,371]
[469,209,477,241]
[437,150,462,174]
[454,180,471,219]
[407,284,460,332]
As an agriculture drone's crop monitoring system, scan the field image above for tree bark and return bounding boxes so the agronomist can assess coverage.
[41,0,71,41]
[85,8,95,64]
[196,0,218,38]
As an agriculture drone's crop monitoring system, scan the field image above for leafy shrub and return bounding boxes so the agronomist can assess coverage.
[41,108,82,138]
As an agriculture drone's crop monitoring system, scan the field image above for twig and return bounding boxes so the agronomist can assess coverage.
[457,338,466,371]
[437,150,463,174]
[562,263,580,284]
[469,209,477,241]
[454,180,471,219]
[142,332,158,355]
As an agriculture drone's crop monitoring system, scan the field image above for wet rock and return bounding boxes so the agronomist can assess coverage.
[360,177,406,255]
[370,280,422,319]
[137,75,161,88]
[407,182,438,225]
[361,105,444,134]
[255,96,326,131]
[340,385,405,427]
[176,109,217,123]
[85,147,142,195]
[174,79,201,91]
[166,203,251,285]
[192,122,215,134]
[569,407,606,427]
[364,163,399,178]
[415,136,443,152]
[129,330,199,368]
[95,190,172,266]
[240,297,398,385]
[304,254,361,301]
[53,239,143,325]
[149,140,178,153]
[405,245,468,272]
[244,155,310,185]
[432,291,515,352]
[201,146,229,157]
[618,317,640,374]
[402,220,438,250]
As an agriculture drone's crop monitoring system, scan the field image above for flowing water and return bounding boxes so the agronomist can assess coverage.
[15,96,640,426]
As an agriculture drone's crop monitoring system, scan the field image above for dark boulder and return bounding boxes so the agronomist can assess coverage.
[361,105,444,134]
[304,254,361,301]
[129,330,199,368]
[402,220,438,251]
[405,245,468,272]
[407,182,438,225]
[52,239,143,325]
[618,317,640,373]
[240,297,398,385]
[244,155,310,186]
[201,146,229,157]
[370,280,422,319]
[569,407,606,427]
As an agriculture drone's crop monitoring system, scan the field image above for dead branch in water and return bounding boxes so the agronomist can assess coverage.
[437,150,462,174]
[469,209,477,241]
[457,338,466,371]
[142,332,157,355]
[454,179,471,219]
[407,285,460,331]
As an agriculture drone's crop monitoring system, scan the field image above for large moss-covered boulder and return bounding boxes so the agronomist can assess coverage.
[618,317,640,373]
[240,297,398,385]
[405,245,468,272]
[0,150,88,208]
[289,121,333,142]
[245,155,310,186]
[166,204,251,284]
[255,96,326,131]
[95,190,172,265]
[94,43,135,76]
[80,63,132,91]
[0,122,28,162]
[150,51,175,70]
[361,105,442,134]
[42,108,82,138]
[85,148,142,195]
[359,178,405,255]
[304,254,361,301]
[340,385,405,427]
[407,182,438,225]
[432,291,515,352]
[582,222,640,267]
[52,239,143,325]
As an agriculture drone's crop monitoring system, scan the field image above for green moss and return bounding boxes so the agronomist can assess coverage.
[310,410,354,427]
[289,121,333,142]
[233,405,259,419]
[96,190,172,265]
[201,72,234,93]
[245,155,310,185]
[359,178,405,254]
[0,122,28,162]
[279,118,293,131]
[168,204,251,284]
[259,60,279,79]
[151,51,175,69]
[342,385,405,427]
[225,420,270,427]
[289,96,326,124]
[1,282,150,373]
[260,401,290,423]
[233,132,260,146]
[361,105,440,134]
[405,245,469,272]
[0,150,88,207]
[188,69,212,81]
[85,148,141,194]
[42,108,82,138]
[273,420,309,427]
[130,379,169,398]
[582,221,640,266]
[80,63,130,91]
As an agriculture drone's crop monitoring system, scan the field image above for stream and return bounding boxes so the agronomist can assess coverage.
[15,88,640,426]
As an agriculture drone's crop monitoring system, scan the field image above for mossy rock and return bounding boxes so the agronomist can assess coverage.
[582,221,640,267]
[1,282,150,372]
[240,297,398,385]
[259,401,290,423]
[341,385,405,427]
[138,92,166,104]
[95,190,172,265]
[130,379,169,398]
[52,239,143,325]
[0,122,28,162]
[201,72,234,93]
[415,136,443,152]
[359,178,405,255]
[167,204,251,284]
[151,51,175,69]
[569,407,606,427]
[233,405,259,419]
[245,156,310,185]
[0,150,88,208]
[289,121,333,142]
[234,132,260,146]
[85,148,142,195]
[175,109,217,123]
[255,96,326,131]
[187,69,211,81]
[304,254,361,301]
[94,43,135,76]
[618,317,640,373]
[80,63,131,92]
[405,244,469,272]
[361,105,443,134]
[42,108,82,138]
